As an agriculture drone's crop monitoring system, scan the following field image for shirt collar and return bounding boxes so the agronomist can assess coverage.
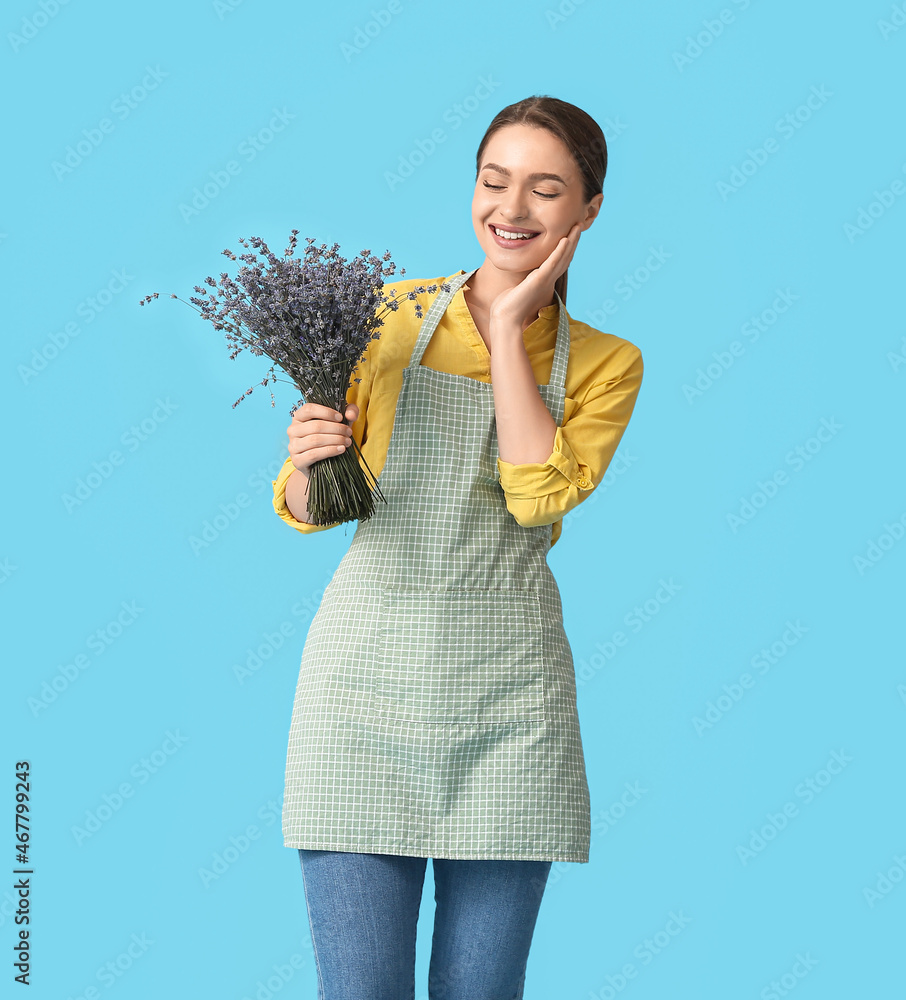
[448,269,561,350]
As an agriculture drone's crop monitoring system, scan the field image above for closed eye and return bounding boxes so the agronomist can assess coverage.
[482,181,558,199]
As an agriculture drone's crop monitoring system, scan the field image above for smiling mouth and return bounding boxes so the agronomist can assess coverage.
[489,224,541,243]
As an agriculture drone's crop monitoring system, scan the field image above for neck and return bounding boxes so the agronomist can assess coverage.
[464,261,556,316]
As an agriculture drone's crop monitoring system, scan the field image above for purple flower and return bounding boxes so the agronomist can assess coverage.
[141,230,449,525]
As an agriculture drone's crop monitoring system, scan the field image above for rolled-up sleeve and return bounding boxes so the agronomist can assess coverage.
[272,456,341,533]
[496,347,643,528]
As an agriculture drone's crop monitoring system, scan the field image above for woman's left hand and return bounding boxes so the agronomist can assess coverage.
[488,222,581,331]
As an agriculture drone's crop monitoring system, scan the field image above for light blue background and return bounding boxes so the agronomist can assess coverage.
[3,1,905,997]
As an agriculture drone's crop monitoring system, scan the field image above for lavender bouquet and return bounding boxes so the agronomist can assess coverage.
[140,229,447,525]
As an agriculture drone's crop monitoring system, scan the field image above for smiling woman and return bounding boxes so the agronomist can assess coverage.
[275,95,643,1000]
[470,98,607,312]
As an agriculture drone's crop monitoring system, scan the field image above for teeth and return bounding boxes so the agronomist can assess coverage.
[494,227,536,240]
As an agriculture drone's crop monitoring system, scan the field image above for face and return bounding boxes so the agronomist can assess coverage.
[472,123,602,276]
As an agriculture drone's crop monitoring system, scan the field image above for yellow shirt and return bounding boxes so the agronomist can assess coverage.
[272,270,643,548]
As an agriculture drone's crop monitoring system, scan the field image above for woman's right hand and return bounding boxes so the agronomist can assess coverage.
[287,402,360,475]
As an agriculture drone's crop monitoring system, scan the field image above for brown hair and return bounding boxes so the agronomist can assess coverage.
[474,96,607,307]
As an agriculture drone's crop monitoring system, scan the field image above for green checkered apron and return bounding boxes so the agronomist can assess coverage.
[282,269,591,863]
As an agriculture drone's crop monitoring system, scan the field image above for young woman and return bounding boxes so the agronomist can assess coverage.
[271,95,644,1000]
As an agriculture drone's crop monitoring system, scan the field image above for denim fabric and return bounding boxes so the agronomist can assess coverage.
[298,849,552,1000]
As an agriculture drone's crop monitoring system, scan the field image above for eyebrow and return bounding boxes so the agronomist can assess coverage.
[480,162,567,185]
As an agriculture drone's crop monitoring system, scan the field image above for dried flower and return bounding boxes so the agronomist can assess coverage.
[140,230,448,525]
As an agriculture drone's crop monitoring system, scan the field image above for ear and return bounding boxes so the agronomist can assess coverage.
[581,193,604,231]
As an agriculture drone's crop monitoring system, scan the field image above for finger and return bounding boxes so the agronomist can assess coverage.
[289,421,353,448]
[535,238,570,278]
[292,402,348,424]
[291,431,352,465]
[300,429,351,449]
[292,442,352,472]
[558,224,582,267]
[539,233,574,278]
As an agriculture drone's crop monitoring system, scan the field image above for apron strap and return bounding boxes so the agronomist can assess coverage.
[408,270,476,368]
[548,289,570,420]
[407,268,571,424]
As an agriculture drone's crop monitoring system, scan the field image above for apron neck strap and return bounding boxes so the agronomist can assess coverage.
[548,289,570,399]
[408,268,571,406]
[408,270,474,368]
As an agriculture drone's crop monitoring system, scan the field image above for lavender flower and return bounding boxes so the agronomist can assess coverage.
[140,230,448,525]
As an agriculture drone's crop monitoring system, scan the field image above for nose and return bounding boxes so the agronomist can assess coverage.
[499,188,529,222]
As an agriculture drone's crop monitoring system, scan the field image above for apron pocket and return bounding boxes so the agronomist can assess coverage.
[374,586,546,724]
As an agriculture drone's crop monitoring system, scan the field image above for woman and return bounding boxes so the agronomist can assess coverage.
[271,95,644,1000]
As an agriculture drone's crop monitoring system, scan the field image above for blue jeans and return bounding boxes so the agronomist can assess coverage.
[298,849,552,1000]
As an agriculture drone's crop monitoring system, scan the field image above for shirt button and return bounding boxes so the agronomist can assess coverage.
[576,475,592,490]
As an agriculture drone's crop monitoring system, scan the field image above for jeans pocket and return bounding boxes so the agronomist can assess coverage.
[374,586,546,724]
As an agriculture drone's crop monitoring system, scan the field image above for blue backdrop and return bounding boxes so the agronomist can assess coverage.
[4,1,905,997]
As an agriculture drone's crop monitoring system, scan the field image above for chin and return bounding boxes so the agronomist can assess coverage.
[488,244,550,271]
